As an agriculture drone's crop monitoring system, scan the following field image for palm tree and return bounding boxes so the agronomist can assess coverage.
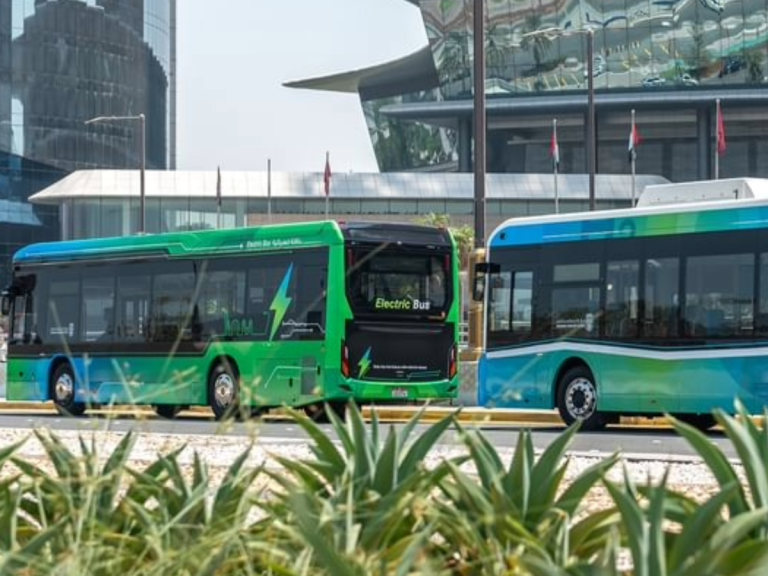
[414,213,475,269]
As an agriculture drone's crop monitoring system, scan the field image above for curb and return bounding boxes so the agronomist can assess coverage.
[0,400,566,424]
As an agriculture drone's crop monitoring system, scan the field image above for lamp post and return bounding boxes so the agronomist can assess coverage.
[472,0,486,248]
[85,114,146,233]
[585,29,596,211]
[521,27,597,210]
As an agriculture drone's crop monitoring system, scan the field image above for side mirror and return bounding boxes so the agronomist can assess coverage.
[472,263,489,301]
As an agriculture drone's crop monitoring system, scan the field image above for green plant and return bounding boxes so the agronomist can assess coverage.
[432,423,621,574]
[672,401,768,534]
[606,466,768,576]
[259,403,462,574]
[0,429,270,575]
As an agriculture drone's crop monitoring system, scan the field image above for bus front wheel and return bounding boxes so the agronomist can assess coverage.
[50,364,86,417]
[556,366,604,431]
[209,362,240,420]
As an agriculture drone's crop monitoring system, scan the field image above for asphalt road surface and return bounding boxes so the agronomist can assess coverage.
[0,410,740,461]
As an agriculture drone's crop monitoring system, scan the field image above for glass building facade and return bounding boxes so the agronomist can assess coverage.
[0,0,176,280]
[294,0,768,181]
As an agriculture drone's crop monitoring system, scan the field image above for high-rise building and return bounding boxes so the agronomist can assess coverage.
[0,0,176,278]
[288,0,768,180]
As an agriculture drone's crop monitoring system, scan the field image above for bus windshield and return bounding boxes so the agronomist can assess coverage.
[347,249,450,317]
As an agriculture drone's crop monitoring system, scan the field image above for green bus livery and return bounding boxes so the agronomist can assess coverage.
[2,221,460,419]
[476,180,768,431]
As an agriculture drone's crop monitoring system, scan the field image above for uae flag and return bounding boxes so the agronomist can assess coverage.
[550,122,560,170]
[628,123,641,163]
[716,100,727,155]
[323,152,332,196]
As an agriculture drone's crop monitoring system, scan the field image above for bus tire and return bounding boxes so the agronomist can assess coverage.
[209,361,240,421]
[556,366,604,431]
[154,404,183,419]
[50,363,86,417]
[303,401,347,423]
[675,413,717,432]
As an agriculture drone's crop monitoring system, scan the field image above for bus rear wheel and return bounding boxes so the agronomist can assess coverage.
[209,361,241,421]
[675,413,717,432]
[51,363,86,417]
[154,404,184,419]
[303,401,347,423]
[556,366,604,431]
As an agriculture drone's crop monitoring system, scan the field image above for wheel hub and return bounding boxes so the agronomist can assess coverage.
[55,373,74,403]
[214,373,235,407]
[566,378,596,419]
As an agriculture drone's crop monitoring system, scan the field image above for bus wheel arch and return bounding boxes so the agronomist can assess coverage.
[208,356,241,420]
[49,360,86,417]
[555,360,604,431]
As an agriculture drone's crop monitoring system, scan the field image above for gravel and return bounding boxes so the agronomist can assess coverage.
[0,424,740,506]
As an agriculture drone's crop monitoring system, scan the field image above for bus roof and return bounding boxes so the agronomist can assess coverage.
[10,220,451,266]
[637,178,768,207]
[488,179,768,250]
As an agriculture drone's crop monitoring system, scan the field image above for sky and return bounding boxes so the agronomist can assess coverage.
[176,0,429,175]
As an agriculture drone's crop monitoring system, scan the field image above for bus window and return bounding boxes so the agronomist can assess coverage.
[48,278,79,343]
[488,271,511,332]
[551,262,601,338]
[644,257,679,338]
[82,276,115,342]
[511,271,533,335]
[151,268,196,342]
[686,253,753,337]
[606,260,639,338]
[116,272,150,341]
[200,267,246,338]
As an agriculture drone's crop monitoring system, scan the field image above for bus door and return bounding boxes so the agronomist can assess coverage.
[482,252,544,407]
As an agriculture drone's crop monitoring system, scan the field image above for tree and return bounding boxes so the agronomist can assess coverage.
[414,213,475,269]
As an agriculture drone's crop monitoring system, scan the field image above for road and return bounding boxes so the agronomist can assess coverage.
[0,410,740,461]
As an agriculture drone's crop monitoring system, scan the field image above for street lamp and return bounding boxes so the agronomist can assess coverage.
[522,27,597,210]
[472,0,486,248]
[84,114,146,233]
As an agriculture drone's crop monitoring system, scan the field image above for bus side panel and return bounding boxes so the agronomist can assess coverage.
[478,349,548,409]
[75,356,207,405]
[582,351,681,414]
[238,341,326,407]
[5,358,49,401]
[482,344,761,417]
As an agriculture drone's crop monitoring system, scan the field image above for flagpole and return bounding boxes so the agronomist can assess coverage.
[552,118,559,214]
[630,109,636,206]
[267,158,272,223]
[715,99,720,180]
[216,166,222,229]
[324,151,330,220]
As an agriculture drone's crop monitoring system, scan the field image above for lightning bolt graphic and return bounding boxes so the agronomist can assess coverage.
[358,347,372,379]
[269,264,294,340]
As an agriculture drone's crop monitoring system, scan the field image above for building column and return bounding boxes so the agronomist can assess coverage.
[458,117,472,172]
[697,107,711,180]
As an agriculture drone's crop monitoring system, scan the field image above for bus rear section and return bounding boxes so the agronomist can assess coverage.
[338,223,460,403]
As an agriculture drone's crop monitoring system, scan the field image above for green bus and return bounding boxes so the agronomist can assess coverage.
[475,180,768,431]
[2,221,460,419]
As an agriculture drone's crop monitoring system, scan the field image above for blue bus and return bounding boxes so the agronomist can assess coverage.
[474,179,768,430]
